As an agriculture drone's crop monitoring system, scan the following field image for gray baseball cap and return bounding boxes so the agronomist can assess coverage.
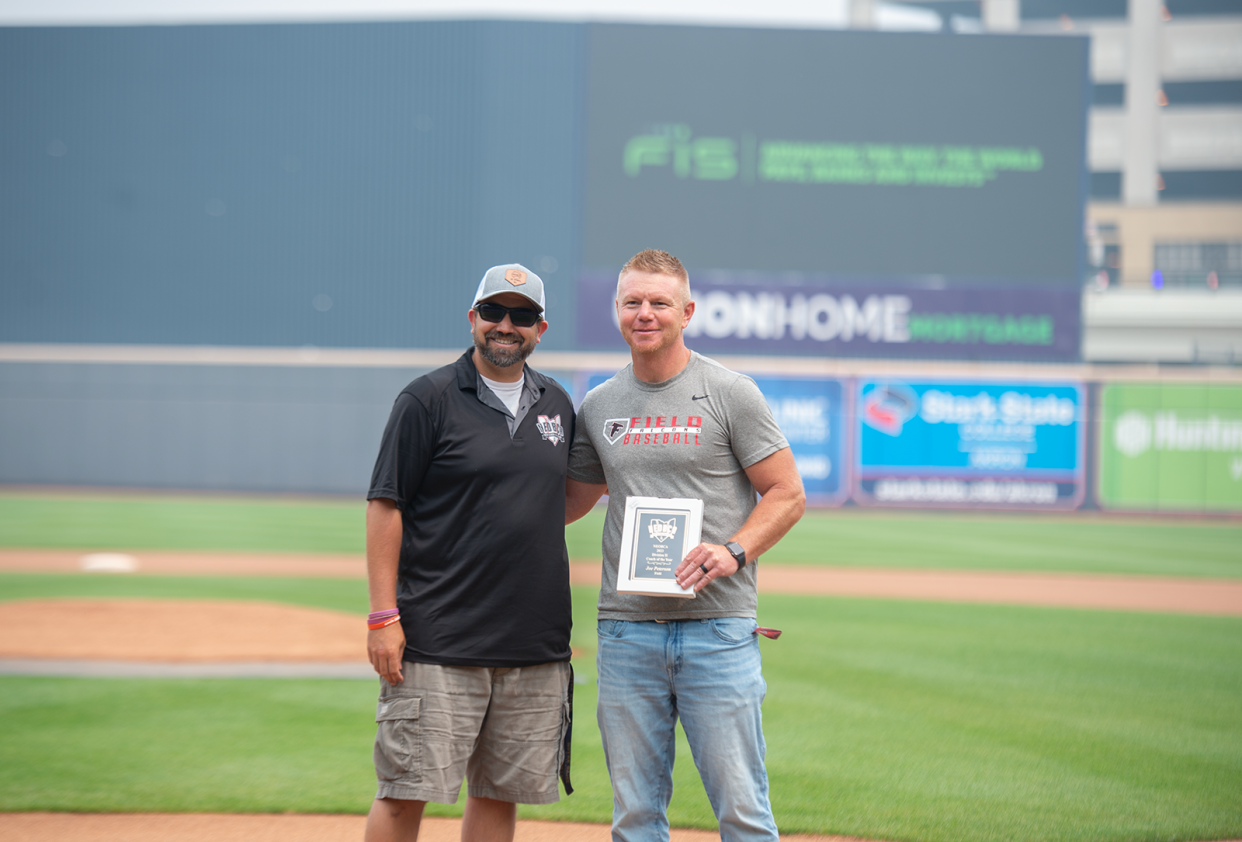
[471,263,545,311]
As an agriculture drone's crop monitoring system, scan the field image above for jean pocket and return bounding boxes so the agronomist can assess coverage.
[710,617,757,644]
[596,619,626,639]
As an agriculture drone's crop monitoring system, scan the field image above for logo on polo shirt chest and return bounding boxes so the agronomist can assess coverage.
[536,414,564,445]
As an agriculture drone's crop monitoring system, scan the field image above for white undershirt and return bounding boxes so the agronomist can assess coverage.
[480,374,524,417]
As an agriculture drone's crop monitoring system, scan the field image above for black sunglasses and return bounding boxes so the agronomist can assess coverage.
[475,302,542,328]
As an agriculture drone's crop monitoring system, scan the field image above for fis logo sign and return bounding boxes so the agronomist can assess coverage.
[622,124,1045,188]
[624,124,738,181]
[536,414,565,446]
[647,518,678,544]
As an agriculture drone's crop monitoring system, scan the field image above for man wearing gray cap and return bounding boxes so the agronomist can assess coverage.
[364,264,576,842]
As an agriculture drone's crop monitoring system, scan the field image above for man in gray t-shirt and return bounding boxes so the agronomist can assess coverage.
[567,249,805,842]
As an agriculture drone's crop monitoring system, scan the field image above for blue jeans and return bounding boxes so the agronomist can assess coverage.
[596,618,779,842]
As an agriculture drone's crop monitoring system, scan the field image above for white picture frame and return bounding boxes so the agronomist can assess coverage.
[616,496,704,598]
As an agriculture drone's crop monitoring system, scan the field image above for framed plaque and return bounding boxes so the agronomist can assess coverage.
[616,496,704,598]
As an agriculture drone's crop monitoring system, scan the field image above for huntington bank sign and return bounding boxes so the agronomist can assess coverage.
[1099,384,1242,513]
[575,273,1080,362]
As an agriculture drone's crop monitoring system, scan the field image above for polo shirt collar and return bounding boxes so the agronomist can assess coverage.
[455,348,545,433]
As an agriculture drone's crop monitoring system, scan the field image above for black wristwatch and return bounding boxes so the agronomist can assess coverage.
[724,540,747,569]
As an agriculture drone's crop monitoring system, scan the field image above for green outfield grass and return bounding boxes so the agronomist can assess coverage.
[1,575,1239,841]
[0,572,370,615]
[756,509,1242,578]
[1,492,1240,577]
[0,493,366,554]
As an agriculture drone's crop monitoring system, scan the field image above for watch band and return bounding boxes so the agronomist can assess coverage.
[725,540,747,569]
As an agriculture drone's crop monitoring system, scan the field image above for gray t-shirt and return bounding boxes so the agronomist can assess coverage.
[568,352,788,620]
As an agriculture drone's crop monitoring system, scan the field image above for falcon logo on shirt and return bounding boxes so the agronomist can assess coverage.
[603,418,632,445]
[648,518,678,543]
[603,414,704,446]
[536,414,565,446]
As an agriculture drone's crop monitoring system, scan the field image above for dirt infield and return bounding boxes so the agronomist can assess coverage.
[754,567,1242,615]
[2,812,871,842]
[0,598,365,662]
[3,549,1241,615]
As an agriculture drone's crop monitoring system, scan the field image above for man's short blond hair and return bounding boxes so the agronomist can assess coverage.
[617,249,692,305]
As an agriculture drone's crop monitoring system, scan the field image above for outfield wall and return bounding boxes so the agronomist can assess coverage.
[3,347,1239,514]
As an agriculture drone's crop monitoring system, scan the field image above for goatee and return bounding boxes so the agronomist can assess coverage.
[476,330,534,368]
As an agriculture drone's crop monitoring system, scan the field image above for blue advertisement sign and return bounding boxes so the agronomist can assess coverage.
[753,377,847,506]
[582,372,847,506]
[854,379,1085,509]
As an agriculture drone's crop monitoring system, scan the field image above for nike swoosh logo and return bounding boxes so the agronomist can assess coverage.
[692,394,709,401]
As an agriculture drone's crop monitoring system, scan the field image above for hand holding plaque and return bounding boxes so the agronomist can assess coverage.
[616,496,703,598]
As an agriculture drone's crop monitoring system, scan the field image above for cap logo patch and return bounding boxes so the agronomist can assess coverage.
[505,269,527,286]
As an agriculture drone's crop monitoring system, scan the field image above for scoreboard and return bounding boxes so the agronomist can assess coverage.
[576,25,1091,362]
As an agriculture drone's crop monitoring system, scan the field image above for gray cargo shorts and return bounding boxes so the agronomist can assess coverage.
[373,660,572,805]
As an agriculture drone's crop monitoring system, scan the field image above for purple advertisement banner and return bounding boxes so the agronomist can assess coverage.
[576,273,1081,362]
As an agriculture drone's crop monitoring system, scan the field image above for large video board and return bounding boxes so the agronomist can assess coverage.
[578,25,1090,361]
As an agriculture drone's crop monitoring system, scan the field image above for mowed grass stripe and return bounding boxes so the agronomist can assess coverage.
[760,510,1242,578]
[1,494,1239,578]
[759,595,1242,841]
[0,495,366,554]
[0,584,1238,842]
[0,572,371,616]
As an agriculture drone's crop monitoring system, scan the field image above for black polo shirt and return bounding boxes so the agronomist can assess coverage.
[368,349,575,667]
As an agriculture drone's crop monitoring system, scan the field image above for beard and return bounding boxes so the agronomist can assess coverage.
[475,328,536,368]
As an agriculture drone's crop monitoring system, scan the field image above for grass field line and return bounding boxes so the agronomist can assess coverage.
[2,549,1241,615]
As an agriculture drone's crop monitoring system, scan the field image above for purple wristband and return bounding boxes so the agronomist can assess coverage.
[368,609,399,622]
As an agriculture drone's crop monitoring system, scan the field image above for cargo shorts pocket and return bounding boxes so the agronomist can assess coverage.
[375,696,422,783]
[558,666,574,795]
